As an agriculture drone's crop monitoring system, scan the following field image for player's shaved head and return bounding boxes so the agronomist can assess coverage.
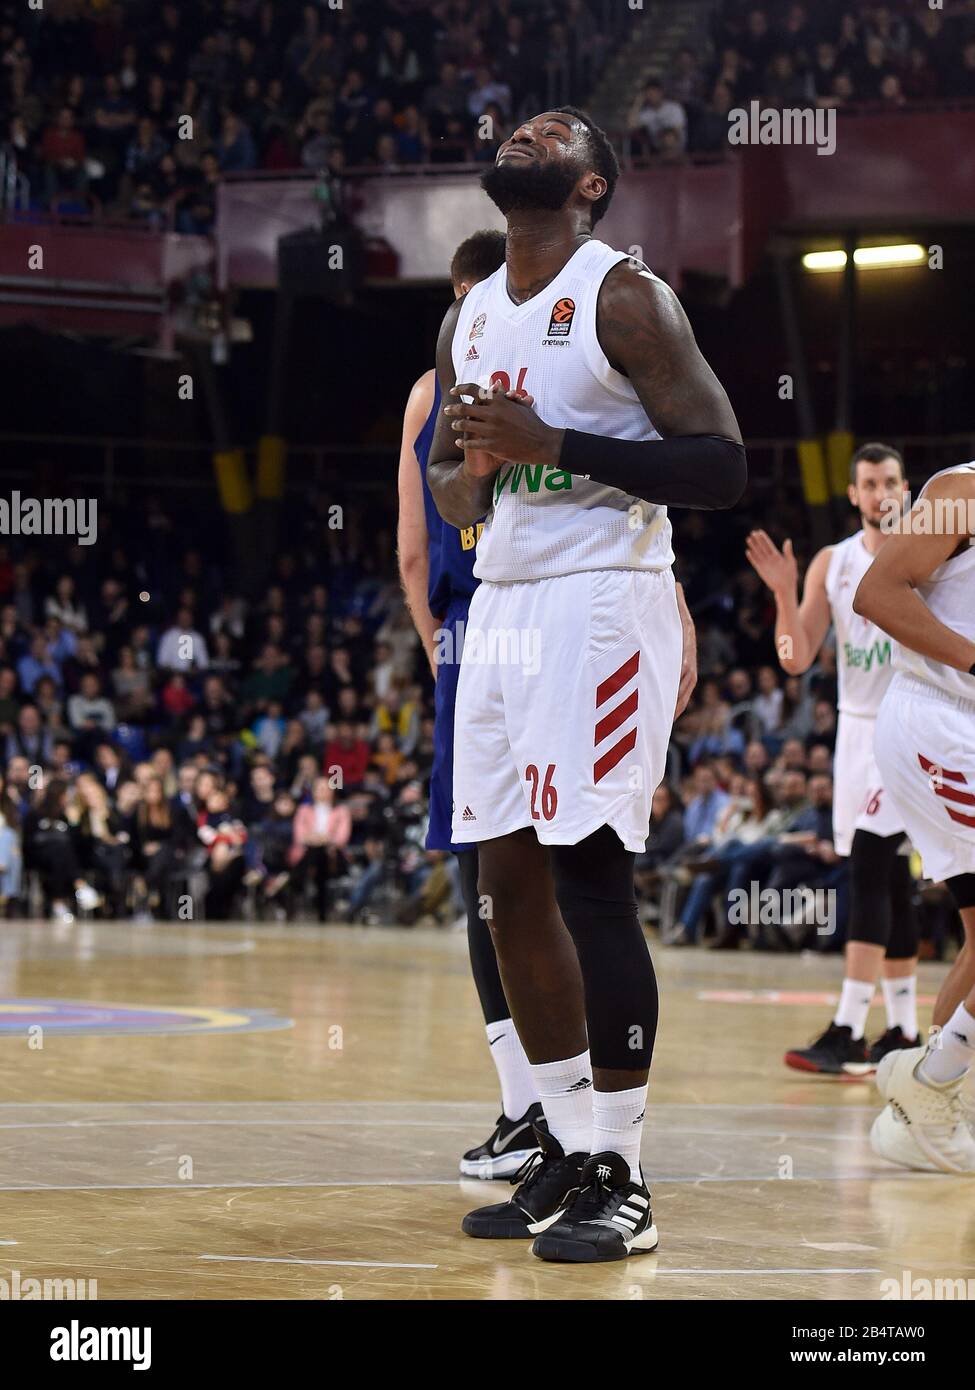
[552,105,620,224]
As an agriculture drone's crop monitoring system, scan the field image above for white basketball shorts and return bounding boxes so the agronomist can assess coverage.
[873,673,975,884]
[832,708,906,856]
[450,567,682,852]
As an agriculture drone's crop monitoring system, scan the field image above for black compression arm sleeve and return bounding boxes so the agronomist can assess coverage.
[559,430,747,510]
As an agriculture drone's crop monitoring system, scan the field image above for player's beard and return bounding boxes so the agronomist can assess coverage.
[480,157,582,216]
[862,506,897,530]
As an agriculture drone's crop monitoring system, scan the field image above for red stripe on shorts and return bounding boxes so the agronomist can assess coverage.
[594,689,639,747]
[595,651,640,707]
[593,727,637,785]
[934,783,975,807]
[918,752,968,784]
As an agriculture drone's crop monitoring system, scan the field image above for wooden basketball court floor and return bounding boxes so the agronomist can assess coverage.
[1,918,973,1302]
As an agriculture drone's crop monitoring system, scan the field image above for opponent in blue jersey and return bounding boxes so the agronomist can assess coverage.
[397,231,543,1177]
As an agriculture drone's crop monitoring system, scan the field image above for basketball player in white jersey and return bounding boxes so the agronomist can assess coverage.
[747,444,921,1075]
[427,106,745,1262]
[853,462,975,1172]
[401,231,699,1178]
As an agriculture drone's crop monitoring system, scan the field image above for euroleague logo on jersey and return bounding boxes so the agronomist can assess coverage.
[469,312,486,340]
[546,297,575,338]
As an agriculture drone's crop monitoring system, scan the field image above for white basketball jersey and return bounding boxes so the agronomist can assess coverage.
[450,238,675,583]
[895,462,975,701]
[824,531,896,717]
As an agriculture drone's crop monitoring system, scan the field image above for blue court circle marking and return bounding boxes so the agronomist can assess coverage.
[0,999,293,1037]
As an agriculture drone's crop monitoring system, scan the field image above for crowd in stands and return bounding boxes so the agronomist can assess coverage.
[4,0,607,223]
[0,2,966,948]
[0,486,956,959]
[9,1,975,220]
[5,492,461,927]
[632,1,975,158]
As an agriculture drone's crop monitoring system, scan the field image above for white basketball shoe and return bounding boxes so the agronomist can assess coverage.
[870,1042,975,1175]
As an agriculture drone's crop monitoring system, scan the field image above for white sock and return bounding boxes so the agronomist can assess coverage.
[833,978,875,1040]
[591,1084,647,1183]
[485,1019,538,1120]
[529,1050,592,1155]
[881,975,918,1040]
[921,1004,975,1085]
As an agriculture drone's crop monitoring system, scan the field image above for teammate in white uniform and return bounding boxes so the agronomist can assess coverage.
[854,462,975,1173]
[427,106,745,1263]
[747,444,920,1074]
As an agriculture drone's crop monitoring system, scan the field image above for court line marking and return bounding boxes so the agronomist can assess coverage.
[0,1120,516,1131]
[0,1101,895,1110]
[0,940,256,956]
[0,1174,924,1192]
[648,1268,882,1276]
[0,1120,876,1141]
[199,1254,438,1270]
[0,1180,464,1191]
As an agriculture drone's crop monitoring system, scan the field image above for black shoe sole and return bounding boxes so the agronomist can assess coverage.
[462,1213,537,1239]
[531,1231,659,1263]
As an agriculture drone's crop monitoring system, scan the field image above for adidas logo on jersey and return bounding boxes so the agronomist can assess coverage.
[465,344,479,361]
[461,805,476,821]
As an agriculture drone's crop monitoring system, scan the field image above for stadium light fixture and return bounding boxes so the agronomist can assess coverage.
[801,244,927,273]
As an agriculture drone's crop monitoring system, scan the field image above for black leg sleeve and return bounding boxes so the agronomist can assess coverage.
[550,825,658,1070]
[459,848,511,1026]
[849,829,913,951]
[885,850,919,960]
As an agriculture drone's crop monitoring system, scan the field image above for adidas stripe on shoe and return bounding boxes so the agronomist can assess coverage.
[531,1151,659,1263]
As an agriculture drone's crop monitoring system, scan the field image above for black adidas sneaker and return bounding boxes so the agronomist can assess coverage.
[459,1102,544,1179]
[784,1022,871,1076]
[531,1151,658,1263]
[868,1025,919,1068]
[462,1119,586,1239]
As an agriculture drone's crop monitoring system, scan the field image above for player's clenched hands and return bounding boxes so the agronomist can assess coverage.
[445,381,560,473]
[745,529,798,598]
